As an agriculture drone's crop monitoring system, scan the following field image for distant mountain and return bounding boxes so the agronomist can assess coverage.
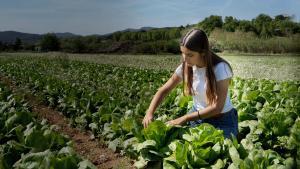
[101,26,157,37]
[0,31,80,44]
[0,27,157,44]
[0,31,41,44]
[54,32,80,38]
[120,26,156,32]
[116,26,180,33]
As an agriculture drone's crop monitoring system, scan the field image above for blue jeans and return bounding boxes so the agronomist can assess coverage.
[187,106,238,139]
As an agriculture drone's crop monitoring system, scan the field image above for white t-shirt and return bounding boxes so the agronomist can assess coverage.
[174,62,234,113]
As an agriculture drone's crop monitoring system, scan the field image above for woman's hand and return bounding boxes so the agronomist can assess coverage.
[166,116,187,126]
[143,113,154,128]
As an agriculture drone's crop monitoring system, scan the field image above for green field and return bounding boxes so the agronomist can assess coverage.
[0,81,97,169]
[0,53,299,168]
[1,52,299,81]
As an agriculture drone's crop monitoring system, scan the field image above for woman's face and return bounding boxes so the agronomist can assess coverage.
[180,46,204,67]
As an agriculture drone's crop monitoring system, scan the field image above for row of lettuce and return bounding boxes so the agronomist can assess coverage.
[0,57,299,168]
[0,82,97,168]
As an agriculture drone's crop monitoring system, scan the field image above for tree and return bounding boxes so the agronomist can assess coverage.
[14,38,22,51]
[223,16,239,32]
[237,20,255,32]
[112,32,122,41]
[273,15,300,36]
[252,14,273,35]
[274,14,291,21]
[40,33,60,52]
[198,15,223,34]
[23,43,35,51]
[0,41,4,51]
[165,40,180,54]
[260,25,272,39]
[168,28,181,39]
[71,37,86,53]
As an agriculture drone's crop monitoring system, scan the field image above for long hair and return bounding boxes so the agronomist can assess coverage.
[180,29,233,106]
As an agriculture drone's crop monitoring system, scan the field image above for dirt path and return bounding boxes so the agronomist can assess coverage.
[0,75,134,169]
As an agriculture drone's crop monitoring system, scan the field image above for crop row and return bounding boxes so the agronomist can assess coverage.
[0,57,299,168]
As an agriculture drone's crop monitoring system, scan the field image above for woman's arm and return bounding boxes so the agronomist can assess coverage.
[167,78,230,125]
[143,73,182,128]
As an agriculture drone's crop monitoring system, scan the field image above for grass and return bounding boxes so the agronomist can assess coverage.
[209,29,300,53]
[0,52,299,81]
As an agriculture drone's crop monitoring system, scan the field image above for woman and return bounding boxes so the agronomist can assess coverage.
[142,29,238,139]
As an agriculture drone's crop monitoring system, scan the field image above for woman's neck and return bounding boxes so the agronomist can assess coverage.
[195,62,206,68]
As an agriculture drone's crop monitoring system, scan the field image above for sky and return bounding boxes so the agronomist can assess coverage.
[1,0,299,35]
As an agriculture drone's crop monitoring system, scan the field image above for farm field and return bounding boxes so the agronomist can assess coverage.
[1,52,299,81]
[0,53,299,168]
[0,81,97,168]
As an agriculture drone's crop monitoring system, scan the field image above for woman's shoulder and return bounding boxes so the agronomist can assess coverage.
[174,64,183,78]
[214,61,229,68]
[214,62,232,72]
[214,62,233,81]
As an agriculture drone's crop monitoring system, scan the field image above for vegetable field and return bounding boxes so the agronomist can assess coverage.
[0,55,299,169]
[0,82,96,168]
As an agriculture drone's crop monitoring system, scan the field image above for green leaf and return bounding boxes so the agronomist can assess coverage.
[143,120,170,148]
[78,160,97,169]
[211,159,225,169]
[136,140,157,152]
[108,138,122,152]
[229,146,241,165]
[242,91,260,101]
[163,158,178,169]
[175,141,188,166]
[134,156,149,169]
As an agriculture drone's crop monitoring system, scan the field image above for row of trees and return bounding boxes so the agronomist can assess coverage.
[0,35,60,52]
[0,14,299,54]
[105,14,300,42]
[40,34,180,54]
[0,32,180,54]
[198,14,300,38]
[0,38,36,51]
[110,27,183,42]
